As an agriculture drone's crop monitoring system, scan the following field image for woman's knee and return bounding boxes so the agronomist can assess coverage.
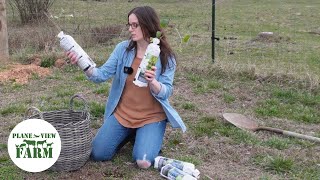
[91,141,114,161]
[91,147,113,161]
[136,159,152,169]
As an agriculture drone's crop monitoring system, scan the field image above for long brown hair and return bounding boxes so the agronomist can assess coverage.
[126,6,176,74]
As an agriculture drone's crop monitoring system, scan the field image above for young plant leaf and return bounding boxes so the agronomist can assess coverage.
[156,31,162,39]
[182,35,191,43]
[160,19,169,28]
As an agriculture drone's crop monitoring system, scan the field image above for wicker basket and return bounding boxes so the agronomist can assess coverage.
[25,94,92,171]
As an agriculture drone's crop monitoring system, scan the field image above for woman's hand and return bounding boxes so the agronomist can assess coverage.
[145,66,161,95]
[65,51,78,65]
[144,66,157,83]
[65,51,93,77]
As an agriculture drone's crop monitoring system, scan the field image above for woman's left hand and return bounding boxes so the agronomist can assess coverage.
[144,66,161,94]
[144,66,157,83]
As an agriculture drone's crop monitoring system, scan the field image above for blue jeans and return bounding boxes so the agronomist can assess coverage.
[91,114,167,164]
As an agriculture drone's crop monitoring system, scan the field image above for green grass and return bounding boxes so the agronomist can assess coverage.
[74,73,87,82]
[253,155,294,173]
[173,155,201,166]
[166,132,183,149]
[55,86,77,97]
[32,93,91,112]
[40,56,56,68]
[90,120,102,129]
[215,0,320,82]
[0,144,7,150]
[0,154,22,180]
[220,127,259,145]
[46,70,63,80]
[186,73,223,94]
[0,83,26,93]
[262,137,291,150]
[93,84,110,95]
[3,0,320,179]
[255,88,320,123]
[207,80,222,89]
[266,156,294,173]
[0,104,26,116]
[0,156,10,163]
[294,166,320,179]
[253,154,319,178]
[191,116,259,145]
[6,0,320,82]
[11,83,24,91]
[181,102,197,111]
[316,132,320,138]
[89,101,105,119]
[191,116,217,137]
[40,98,68,111]
[102,166,133,179]
[0,165,22,180]
[258,175,272,180]
[223,93,236,103]
[186,74,203,83]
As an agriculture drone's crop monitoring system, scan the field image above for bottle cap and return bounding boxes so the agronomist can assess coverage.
[154,156,163,169]
[57,31,64,39]
[192,169,200,178]
[152,38,160,45]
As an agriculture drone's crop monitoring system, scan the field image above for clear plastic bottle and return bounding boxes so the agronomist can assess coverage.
[57,31,96,71]
[160,164,197,180]
[154,156,200,179]
[133,38,160,87]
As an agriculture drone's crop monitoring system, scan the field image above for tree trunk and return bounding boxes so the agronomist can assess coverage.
[0,0,9,62]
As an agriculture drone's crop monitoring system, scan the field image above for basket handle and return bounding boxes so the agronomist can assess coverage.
[24,106,44,120]
[70,94,89,112]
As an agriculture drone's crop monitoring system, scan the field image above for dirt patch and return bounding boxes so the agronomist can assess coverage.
[309,28,320,35]
[0,64,51,84]
[251,32,290,43]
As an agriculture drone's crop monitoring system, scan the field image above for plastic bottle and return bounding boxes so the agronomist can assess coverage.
[57,31,96,71]
[133,37,160,87]
[160,164,197,180]
[154,156,200,178]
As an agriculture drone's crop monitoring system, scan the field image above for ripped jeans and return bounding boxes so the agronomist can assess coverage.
[91,114,167,166]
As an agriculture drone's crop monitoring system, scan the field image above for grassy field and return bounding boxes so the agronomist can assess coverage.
[1,0,320,179]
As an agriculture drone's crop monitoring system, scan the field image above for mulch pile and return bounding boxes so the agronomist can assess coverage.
[0,64,52,84]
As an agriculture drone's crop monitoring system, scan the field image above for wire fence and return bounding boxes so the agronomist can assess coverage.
[3,0,320,87]
[213,0,320,88]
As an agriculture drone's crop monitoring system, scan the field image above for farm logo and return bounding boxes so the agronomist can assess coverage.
[8,119,61,172]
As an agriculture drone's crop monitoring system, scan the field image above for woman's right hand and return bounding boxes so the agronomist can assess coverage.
[65,51,78,65]
[66,51,94,77]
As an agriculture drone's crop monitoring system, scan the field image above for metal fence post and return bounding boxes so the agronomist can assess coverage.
[212,0,215,63]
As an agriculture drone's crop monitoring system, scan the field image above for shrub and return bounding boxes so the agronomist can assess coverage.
[9,0,55,24]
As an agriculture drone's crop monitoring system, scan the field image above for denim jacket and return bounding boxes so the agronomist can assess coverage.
[88,40,186,132]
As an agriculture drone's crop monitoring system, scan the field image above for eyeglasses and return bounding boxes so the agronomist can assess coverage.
[126,22,140,29]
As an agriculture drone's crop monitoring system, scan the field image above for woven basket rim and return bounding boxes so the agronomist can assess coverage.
[29,110,90,127]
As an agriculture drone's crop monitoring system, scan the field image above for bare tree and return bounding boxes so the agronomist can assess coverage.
[9,0,55,24]
[0,0,8,62]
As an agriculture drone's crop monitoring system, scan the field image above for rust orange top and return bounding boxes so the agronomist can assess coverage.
[114,57,167,128]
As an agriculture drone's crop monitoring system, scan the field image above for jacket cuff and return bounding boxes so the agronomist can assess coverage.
[87,68,98,81]
[153,83,166,99]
